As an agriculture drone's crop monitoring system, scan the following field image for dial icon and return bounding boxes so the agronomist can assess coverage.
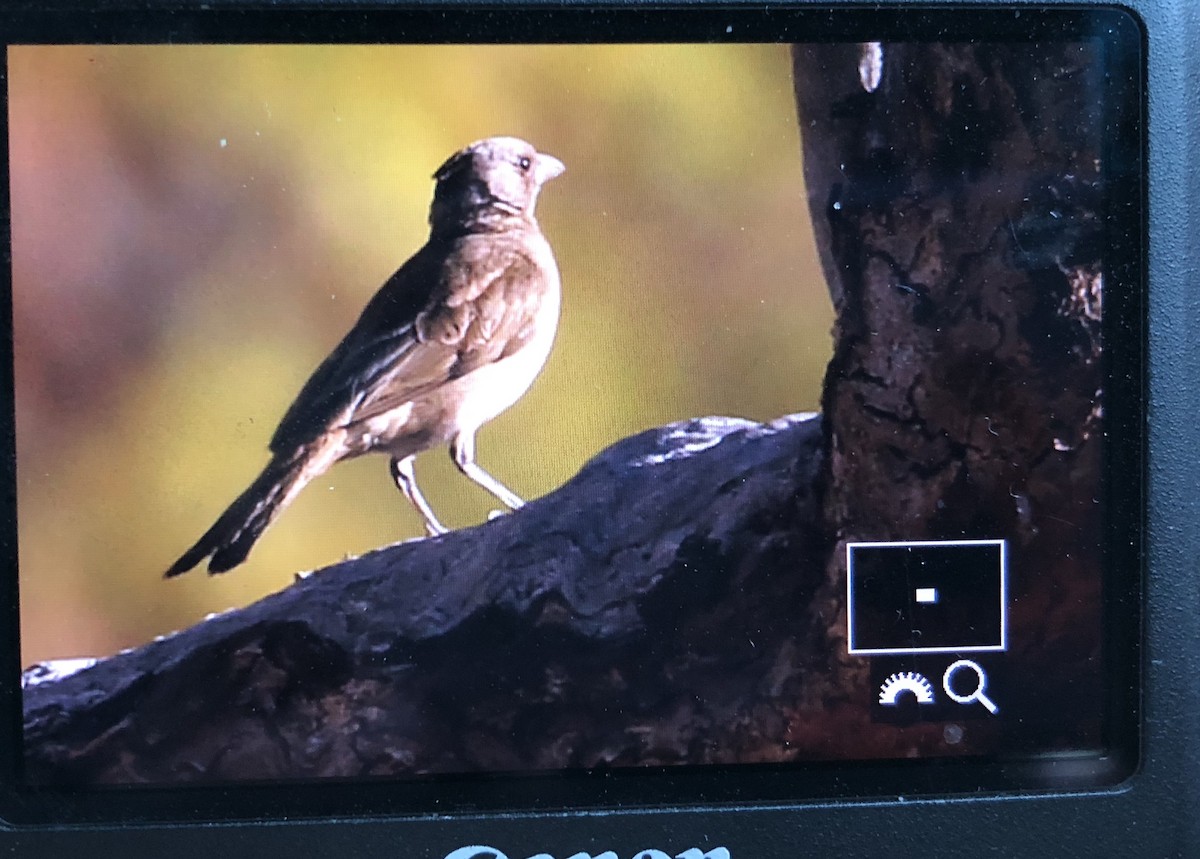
[878,671,936,706]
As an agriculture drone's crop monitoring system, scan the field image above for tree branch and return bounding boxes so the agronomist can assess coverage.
[24,414,825,783]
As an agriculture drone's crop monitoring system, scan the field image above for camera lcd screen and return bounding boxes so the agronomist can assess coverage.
[4,7,1143,824]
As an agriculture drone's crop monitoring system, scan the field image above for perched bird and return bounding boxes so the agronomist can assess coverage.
[166,136,565,576]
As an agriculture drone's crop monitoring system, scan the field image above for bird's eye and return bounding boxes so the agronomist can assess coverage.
[518,156,532,171]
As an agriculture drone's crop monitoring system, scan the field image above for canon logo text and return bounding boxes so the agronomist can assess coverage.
[444,846,731,859]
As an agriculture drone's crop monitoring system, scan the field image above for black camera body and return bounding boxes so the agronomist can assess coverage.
[1,0,1196,856]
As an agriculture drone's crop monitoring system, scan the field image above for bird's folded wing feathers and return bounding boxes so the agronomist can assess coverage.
[269,236,546,451]
[351,244,547,423]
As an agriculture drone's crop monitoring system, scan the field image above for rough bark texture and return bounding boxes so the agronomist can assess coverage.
[23,41,1108,783]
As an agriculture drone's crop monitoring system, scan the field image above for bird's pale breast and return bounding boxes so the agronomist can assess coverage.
[447,262,561,434]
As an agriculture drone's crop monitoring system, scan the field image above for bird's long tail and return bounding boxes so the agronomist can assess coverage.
[165,442,338,577]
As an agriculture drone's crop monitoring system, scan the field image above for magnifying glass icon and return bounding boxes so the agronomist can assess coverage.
[942,659,999,714]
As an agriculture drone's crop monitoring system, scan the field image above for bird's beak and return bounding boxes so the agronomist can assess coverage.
[535,153,566,185]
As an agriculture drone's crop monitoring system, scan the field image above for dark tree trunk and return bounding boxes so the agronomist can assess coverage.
[792,42,1105,754]
[23,42,1106,783]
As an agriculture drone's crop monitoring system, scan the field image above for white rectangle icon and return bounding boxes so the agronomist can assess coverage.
[846,539,1007,656]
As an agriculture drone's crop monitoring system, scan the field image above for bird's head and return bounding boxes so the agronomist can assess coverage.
[429,136,565,235]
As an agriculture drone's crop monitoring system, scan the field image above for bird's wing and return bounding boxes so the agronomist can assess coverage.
[268,242,444,452]
[349,231,552,423]
[268,231,548,452]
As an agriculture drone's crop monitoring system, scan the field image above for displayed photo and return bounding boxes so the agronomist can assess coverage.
[12,38,1124,791]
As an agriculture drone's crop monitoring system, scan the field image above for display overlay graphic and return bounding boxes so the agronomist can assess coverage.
[878,671,936,706]
[847,540,1007,655]
[870,655,1005,725]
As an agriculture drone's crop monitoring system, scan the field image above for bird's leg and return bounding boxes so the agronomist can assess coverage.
[389,455,448,536]
[449,432,525,511]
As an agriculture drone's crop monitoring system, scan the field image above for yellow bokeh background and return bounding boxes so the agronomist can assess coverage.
[9,44,830,666]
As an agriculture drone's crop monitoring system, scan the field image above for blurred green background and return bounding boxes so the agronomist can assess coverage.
[10,44,831,667]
